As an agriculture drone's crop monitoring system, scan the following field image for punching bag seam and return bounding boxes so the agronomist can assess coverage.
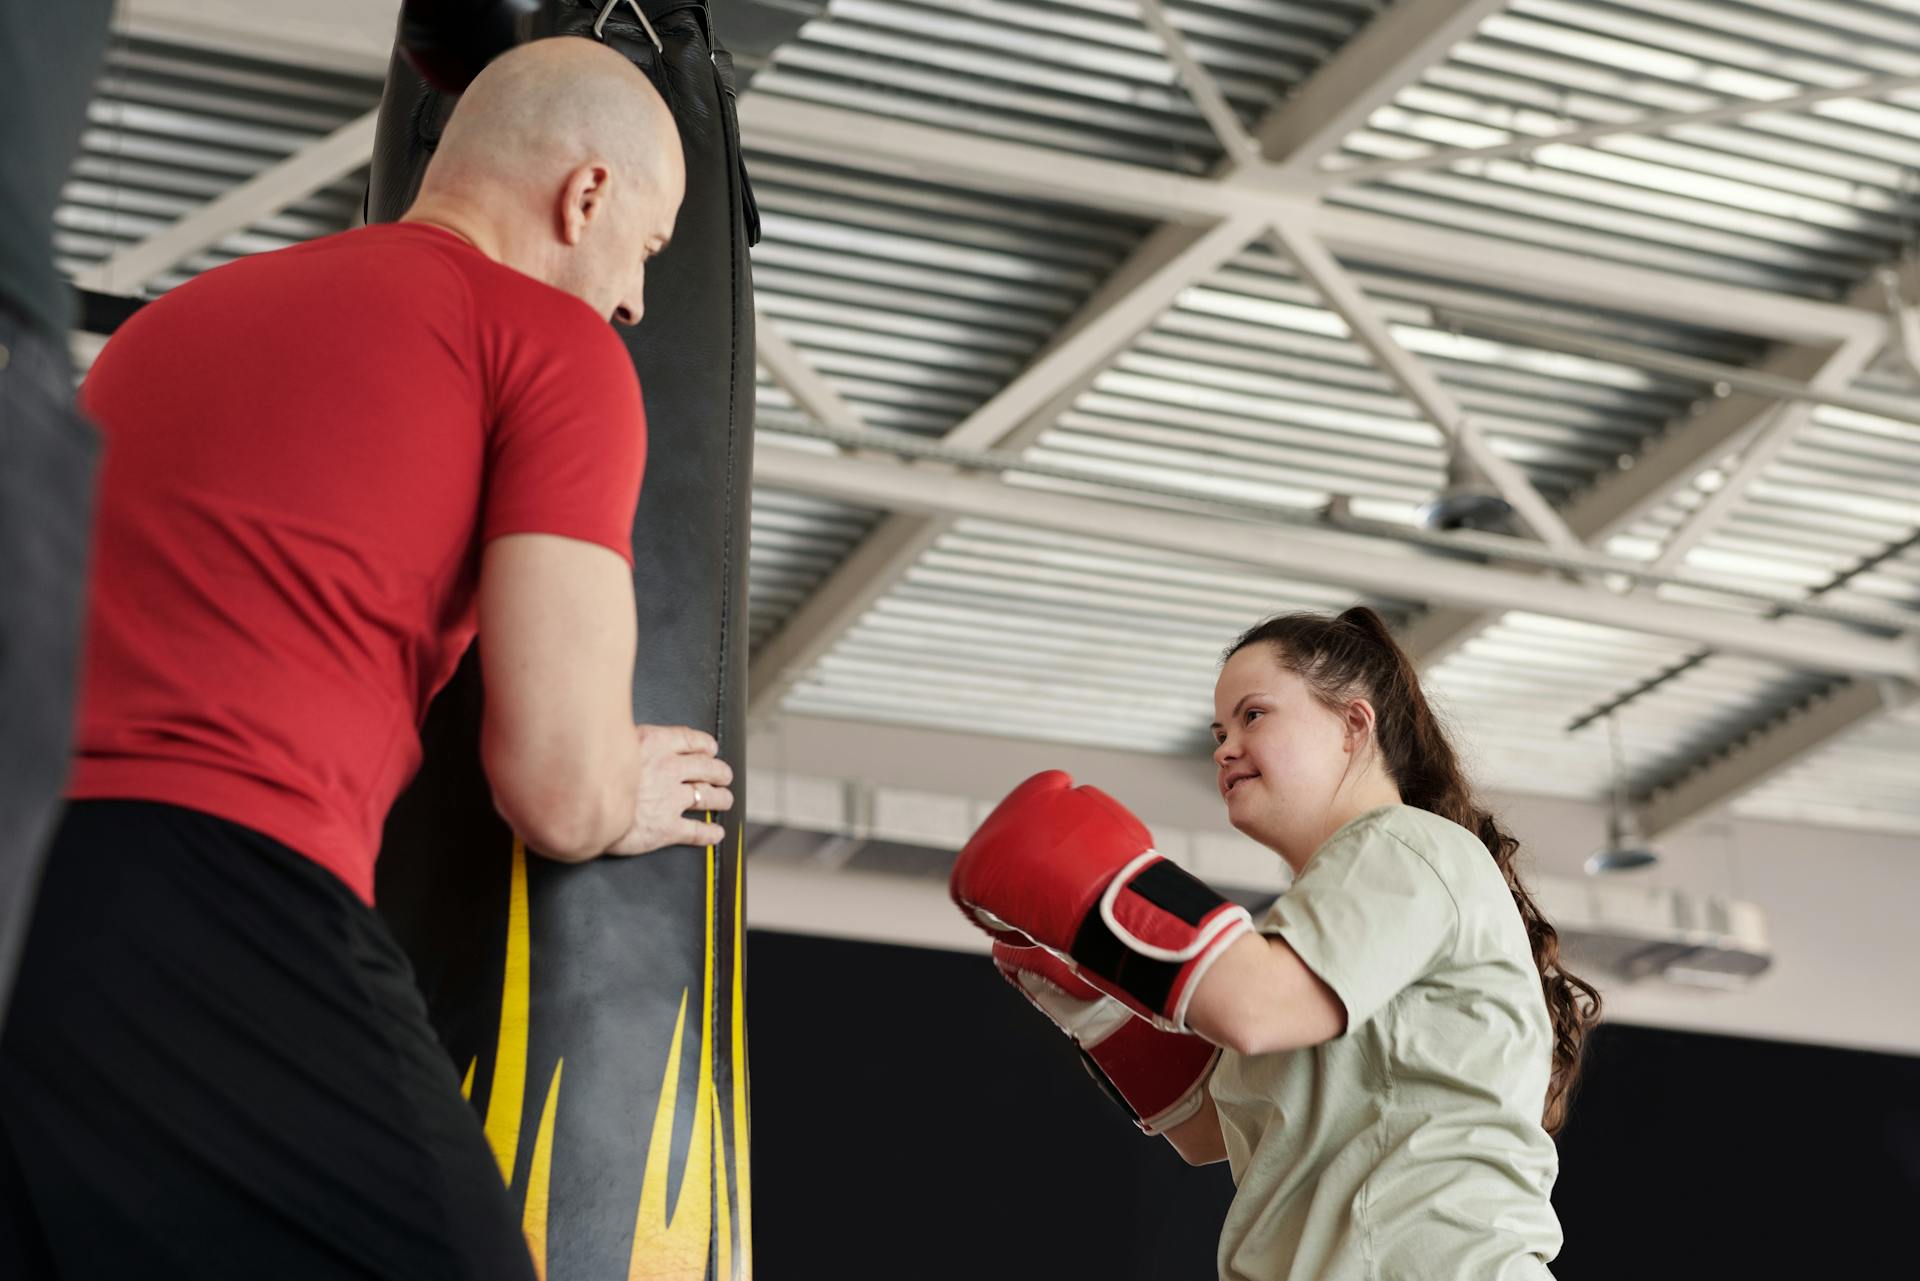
[713,33,742,734]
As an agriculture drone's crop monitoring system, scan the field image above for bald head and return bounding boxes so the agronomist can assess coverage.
[407,38,686,325]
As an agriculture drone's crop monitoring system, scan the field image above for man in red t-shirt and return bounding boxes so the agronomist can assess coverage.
[0,39,728,1279]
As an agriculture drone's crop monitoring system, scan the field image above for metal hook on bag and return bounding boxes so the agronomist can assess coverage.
[593,0,663,51]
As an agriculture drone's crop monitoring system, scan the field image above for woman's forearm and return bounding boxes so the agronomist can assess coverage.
[1184,934,1346,1057]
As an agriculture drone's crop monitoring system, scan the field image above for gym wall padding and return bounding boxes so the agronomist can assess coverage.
[747,930,1920,1281]
[367,5,756,1278]
[748,931,1236,1281]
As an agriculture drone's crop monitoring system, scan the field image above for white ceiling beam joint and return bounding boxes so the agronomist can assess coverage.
[942,213,1262,453]
[1448,312,1920,429]
[1254,0,1508,179]
[1647,331,1883,576]
[747,214,1263,724]
[747,0,1455,726]
[755,310,868,432]
[736,93,1230,225]
[737,97,1883,348]
[1405,275,1905,815]
[1267,217,1581,552]
[1134,0,1263,169]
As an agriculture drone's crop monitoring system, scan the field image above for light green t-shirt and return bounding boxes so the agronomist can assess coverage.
[1209,805,1561,1281]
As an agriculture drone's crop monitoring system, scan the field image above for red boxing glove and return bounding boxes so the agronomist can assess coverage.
[994,942,1218,1135]
[951,771,1252,1031]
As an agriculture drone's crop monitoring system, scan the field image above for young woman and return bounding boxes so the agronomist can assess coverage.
[953,605,1601,1280]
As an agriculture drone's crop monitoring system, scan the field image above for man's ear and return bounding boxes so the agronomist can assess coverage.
[558,162,613,246]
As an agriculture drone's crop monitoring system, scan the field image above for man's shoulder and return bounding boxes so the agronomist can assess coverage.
[165,223,477,322]
[272,224,630,389]
[449,253,624,361]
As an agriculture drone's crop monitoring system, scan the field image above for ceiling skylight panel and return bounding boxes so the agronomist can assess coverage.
[1745,476,1920,525]
[1031,428,1437,503]
[826,0,1295,91]
[900,0,1336,74]
[1578,134,1911,211]
[1482,10,1743,86]
[1507,0,1868,90]
[755,56,1220,167]
[1447,39,1721,113]
[751,239,1084,310]
[1726,0,1920,46]
[1346,169,1863,277]
[1619,0,1920,76]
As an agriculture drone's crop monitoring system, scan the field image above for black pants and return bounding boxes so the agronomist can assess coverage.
[0,801,537,1281]
[0,306,97,1024]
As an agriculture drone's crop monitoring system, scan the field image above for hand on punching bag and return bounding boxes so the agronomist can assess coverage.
[399,0,540,93]
[603,725,734,857]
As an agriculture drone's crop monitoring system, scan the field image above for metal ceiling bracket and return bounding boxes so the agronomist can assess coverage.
[1881,266,1920,387]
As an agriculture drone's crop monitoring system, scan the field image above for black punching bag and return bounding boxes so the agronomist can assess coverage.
[366,5,757,1278]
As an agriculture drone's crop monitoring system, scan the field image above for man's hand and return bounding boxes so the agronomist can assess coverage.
[605,725,732,854]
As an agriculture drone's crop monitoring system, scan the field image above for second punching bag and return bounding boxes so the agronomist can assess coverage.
[367,4,758,1279]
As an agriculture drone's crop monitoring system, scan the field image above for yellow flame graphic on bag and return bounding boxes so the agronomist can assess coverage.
[485,840,533,1180]
[479,833,750,1279]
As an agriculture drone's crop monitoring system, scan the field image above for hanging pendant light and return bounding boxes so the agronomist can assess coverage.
[1416,439,1516,534]
[1586,714,1660,874]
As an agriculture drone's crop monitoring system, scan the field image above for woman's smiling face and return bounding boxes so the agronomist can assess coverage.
[1211,643,1364,862]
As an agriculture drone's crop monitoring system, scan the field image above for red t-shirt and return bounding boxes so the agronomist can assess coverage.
[70,223,645,903]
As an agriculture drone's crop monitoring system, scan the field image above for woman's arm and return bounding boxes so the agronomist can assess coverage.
[1184,934,1346,1058]
[1162,1087,1229,1166]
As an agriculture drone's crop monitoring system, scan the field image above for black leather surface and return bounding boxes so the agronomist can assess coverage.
[399,0,540,93]
[369,5,755,1275]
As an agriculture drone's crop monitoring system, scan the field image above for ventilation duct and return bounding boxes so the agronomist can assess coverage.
[746,773,1773,990]
[1533,878,1772,990]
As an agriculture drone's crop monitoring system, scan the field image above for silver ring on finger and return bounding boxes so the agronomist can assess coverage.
[692,784,704,811]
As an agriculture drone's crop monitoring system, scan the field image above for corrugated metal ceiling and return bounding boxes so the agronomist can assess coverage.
[778,516,1414,753]
[59,35,378,295]
[1736,692,1920,832]
[1327,0,1920,296]
[749,0,1388,171]
[742,0,1919,835]
[747,154,1154,648]
[53,2,1920,838]
[1030,237,1763,522]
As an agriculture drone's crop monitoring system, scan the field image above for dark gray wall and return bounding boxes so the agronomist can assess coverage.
[747,930,1920,1280]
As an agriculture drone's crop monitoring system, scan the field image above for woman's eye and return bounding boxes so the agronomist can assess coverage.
[1244,708,1263,724]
